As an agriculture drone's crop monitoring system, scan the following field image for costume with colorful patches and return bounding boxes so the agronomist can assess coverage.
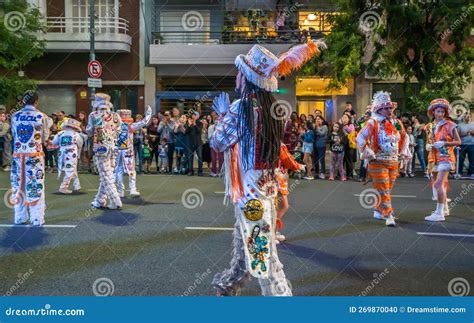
[86,93,123,209]
[356,91,411,227]
[52,119,83,194]
[210,40,323,296]
[10,98,49,226]
[115,107,152,198]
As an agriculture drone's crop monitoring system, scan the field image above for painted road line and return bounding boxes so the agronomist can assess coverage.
[417,232,474,238]
[354,194,417,198]
[0,224,77,228]
[214,191,226,194]
[185,227,233,231]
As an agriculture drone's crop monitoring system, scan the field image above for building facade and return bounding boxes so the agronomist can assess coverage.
[21,0,146,116]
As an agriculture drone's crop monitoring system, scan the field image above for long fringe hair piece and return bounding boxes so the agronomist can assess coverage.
[238,79,283,171]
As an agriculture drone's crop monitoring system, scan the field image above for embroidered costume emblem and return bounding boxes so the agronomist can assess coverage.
[247,225,269,272]
[17,124,34,144]
[243,199,264,221]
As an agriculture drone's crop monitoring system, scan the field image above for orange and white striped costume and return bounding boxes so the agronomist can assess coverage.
[357,93,411,220]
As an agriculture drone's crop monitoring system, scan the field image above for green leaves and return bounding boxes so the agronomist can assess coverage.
[0,0,45,106]
[302,0,473,112]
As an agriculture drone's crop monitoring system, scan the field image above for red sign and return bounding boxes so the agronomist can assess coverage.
[88,60,102,78]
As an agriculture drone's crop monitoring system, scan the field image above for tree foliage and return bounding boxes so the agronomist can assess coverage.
[0,0,45,107]
[302,0,473,113]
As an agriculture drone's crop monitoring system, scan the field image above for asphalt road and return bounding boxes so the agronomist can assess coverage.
[0,171,472,296]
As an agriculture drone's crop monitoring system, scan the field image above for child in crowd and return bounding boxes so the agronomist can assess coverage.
[329,122,346,181]
[302,121,314,180]
[142,137,151,174]
[45,134,58,173]
[158,138,169,173]
[402,126,416,177]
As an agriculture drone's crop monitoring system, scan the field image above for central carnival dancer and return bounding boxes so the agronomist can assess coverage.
[115,107,152,198]
[357,92,412,227]
[210,40,324,296]
[86,93,123,210]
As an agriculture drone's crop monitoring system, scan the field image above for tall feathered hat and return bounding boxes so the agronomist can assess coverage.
[427,98,451,116]
[234,40,325,92]
[92,92,113,111]
[371,91,395,113]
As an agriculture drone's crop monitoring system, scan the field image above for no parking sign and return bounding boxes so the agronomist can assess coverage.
[88,60,102,79]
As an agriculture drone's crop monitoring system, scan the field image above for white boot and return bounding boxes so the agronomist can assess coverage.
[59,187,72,194]
[385,215,396,227]
[425,203,446,222]
[118,190,125,198]
[373,210,384,220]
[129,175,140,197]
[107,200,122,210]
[444,202,450,216]
[130,189,141,197]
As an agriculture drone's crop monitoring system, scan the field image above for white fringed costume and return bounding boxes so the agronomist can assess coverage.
[52,118,83,194]
[86,93,123,209]
[210,40,323,296]
[115,107,152,198]
[10,99,49,226]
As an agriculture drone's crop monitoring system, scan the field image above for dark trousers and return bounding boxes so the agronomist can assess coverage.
[167,143,175,173]
[313,145,326,174]
[134,141,143,173]
[344,147,356,177]
[458,144,474,175]
[412,140,427,173]
[188,145,203,174]
[45,150,57,168]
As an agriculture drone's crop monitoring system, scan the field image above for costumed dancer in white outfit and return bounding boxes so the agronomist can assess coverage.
[52,118,83,194]
[86,93,123,210]
[210,40,324,296]
[115,106,152,198]
[10,91,49,225]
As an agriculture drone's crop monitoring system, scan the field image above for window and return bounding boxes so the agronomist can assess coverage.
[159,10,210,44]
[70,0,118,33]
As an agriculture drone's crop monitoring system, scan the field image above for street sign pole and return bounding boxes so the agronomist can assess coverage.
[89,0,95,110]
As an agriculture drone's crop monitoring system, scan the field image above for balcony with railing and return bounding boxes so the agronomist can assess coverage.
[149,8,332,65]
[42,16,132,52]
